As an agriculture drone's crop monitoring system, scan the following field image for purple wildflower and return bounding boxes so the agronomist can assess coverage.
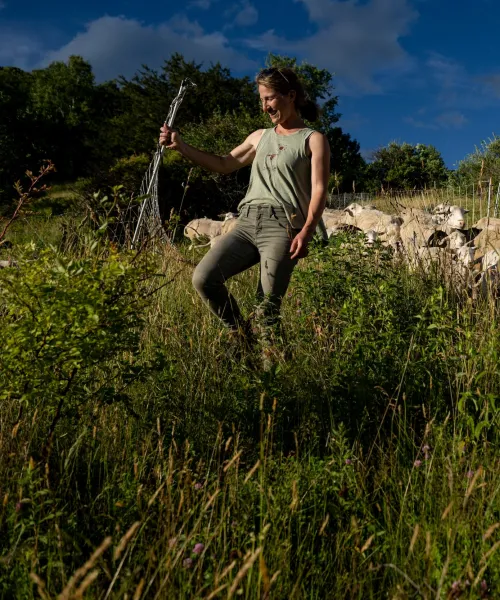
[345,459,352,466]
[194,482,203,490]
[183,558,193,569]
[193,543,205,555]
[451,581,460,591]
[466,470,474,479]
[15,502,23,513]
[414,460,422,468]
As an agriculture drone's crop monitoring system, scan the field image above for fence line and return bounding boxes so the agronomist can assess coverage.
[328,181,500,219]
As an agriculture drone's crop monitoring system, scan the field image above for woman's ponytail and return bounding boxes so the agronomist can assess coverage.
[298,98,320,122]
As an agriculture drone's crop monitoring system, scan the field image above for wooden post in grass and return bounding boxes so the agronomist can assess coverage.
[487,178,492,218]
[472,182,475,223]
[494,182,500,218]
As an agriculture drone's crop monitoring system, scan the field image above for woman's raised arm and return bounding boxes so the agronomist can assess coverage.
[159,125,264,174]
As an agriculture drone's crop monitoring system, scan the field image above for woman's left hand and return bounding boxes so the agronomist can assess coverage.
[290,230,312,259]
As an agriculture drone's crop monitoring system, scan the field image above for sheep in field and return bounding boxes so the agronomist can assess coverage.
[184,213,237,248]
[431,205,468,229]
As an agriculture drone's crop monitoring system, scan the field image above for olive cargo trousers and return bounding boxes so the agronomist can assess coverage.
[192,204,299,331]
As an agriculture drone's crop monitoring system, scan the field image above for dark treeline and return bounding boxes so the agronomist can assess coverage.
[0,53,366,219]
[3,51,486,220]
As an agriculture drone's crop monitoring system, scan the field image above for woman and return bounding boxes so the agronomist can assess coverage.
[159,67,330,359]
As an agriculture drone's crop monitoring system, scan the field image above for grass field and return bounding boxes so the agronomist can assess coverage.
[0,194,499,599]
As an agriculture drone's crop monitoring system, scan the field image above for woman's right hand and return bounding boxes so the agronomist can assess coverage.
[159,124,183,151]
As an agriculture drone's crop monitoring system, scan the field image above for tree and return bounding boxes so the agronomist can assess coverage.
[364,142,449,192]
[326,128,366,193]
[454,136,500,189]
[109,54,258,158]
[0,67,35,209]
[29,56,100,180]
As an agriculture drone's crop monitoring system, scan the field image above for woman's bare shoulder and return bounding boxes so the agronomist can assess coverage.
[246,128,267,149]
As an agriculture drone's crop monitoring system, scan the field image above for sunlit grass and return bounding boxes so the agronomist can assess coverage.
[1,201,499,598]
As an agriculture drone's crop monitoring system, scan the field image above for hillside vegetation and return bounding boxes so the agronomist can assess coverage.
[0,205,499,599]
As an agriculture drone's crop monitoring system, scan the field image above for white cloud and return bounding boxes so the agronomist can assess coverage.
[38,15,256,81]
[233,2,259,27]
[0,29,44,69]
[245,0,418,94]
[435,111,467,128]
[426,52,500,110]
[481,74,500,98]
[188,0,217,8]
[405,110,467,130]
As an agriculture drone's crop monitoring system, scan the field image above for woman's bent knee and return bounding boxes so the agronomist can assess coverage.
[192,265,220,297]
[192,266,207,295]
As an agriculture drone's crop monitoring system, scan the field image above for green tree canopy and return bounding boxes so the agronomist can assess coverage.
[364,142,449,192]
[454,135,500,188]
[0,52,365,213]
[0,67,35,208]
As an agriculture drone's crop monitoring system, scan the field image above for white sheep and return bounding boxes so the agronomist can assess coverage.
[431,206,468,229]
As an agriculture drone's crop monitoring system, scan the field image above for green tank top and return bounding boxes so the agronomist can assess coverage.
[238,127,320,230]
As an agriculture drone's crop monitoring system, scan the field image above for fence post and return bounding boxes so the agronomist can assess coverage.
[487,178,492,218]
[494,183,500,218]
[472,183,475,223]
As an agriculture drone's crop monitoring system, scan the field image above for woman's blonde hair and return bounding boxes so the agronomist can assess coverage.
[256,67,320,122]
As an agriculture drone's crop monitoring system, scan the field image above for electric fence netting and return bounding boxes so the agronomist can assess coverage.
[129,78,197,249]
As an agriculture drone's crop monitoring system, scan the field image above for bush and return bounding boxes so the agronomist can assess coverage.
[0,239,166,447]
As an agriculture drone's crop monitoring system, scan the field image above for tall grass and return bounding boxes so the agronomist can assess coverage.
[0,202,499,598]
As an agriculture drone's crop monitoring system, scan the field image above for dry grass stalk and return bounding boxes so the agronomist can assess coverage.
[148,483,166,508]
[73,569,100,599]
[441,501,453,520]
[217,560,236,584]
[133,578,145,600]
[319,513,330,536]
[114,521,141,560]
[59,536,112,600]
[480,539,500,564]
[29,573,50,600]
[483,522,500,541]
[243,460,260,483]
[409,524,419,554]
[463,466,483,507]
[227,547,262,598]
[205,584,228,600]
[223,450,242,473]
[425,531,432,560]
[360,534,375,554]
[203,489,220,512]
[259,552,271,595]
[289,480,299,512]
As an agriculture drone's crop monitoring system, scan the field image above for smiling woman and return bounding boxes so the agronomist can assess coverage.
[159,65,330,368]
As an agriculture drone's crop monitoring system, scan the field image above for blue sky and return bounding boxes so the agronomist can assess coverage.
[1,0,499,168]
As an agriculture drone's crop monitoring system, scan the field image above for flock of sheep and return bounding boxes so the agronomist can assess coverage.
[185,203,500,299]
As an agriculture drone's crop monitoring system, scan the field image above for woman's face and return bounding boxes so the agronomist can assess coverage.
[258,84,296,124]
